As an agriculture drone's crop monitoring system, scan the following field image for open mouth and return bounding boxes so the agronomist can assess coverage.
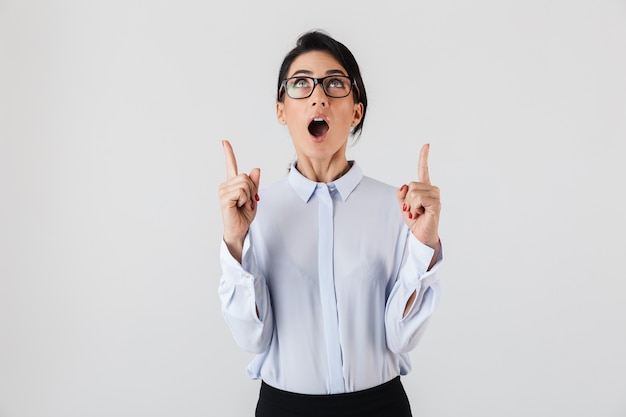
[308,118,329,138]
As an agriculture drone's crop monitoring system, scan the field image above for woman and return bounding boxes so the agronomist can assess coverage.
[218,30,442,417]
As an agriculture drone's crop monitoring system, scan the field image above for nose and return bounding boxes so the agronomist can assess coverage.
[309,83,327,107]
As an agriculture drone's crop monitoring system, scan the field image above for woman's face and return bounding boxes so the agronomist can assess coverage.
[276,50,363,165]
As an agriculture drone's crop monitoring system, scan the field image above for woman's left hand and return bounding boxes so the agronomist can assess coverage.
[396,143,441,250]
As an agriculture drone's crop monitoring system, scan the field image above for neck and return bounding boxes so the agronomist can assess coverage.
[295,156,352,183]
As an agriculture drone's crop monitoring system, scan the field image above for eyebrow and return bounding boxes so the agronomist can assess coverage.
[289,69,348,77]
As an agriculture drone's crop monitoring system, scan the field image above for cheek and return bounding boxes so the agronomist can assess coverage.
[282,103,306,124]
[340,107,360,129]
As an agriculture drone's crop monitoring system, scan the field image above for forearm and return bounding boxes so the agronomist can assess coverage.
[386,234,443,353]
[218,238,273,353]
[403,239,441,317]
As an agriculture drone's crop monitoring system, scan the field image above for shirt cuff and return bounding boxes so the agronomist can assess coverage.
[402,234,443,288]
[220,234,255,282]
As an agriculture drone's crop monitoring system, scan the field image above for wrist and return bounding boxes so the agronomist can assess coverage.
[223,233,246,264]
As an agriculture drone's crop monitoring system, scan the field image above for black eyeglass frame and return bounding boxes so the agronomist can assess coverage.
[279,75,360,100]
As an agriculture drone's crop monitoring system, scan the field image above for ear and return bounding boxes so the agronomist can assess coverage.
[276,102,286,125]
[351,102,364,127]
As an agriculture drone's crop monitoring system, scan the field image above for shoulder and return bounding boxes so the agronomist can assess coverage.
[255,175,300,216]
[257,174,291,199]
[347,174,401,220]
[357,175,397,198]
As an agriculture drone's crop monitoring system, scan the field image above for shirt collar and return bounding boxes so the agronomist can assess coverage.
[288,161,363,203]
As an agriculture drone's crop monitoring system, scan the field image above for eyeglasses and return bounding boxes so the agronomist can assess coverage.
[280,75,357,99]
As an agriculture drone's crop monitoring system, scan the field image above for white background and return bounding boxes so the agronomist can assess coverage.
[1,1,625,416]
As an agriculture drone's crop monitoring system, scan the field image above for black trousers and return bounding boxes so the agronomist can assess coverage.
[255,376,412,417]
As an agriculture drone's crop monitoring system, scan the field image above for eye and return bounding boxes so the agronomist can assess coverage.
[292,78,312,88]
[326,78,346,89]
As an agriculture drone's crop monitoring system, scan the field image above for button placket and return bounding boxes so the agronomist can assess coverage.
[317,183,344,393]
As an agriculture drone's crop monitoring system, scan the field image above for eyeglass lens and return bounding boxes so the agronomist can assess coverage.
[285,76,352,99]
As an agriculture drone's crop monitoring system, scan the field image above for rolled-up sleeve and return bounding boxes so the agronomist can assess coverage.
[218,234,274,354]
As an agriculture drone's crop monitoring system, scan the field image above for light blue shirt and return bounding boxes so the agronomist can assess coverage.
[218,162,442,395]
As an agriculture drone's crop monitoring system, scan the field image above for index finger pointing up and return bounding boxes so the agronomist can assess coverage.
[418,143,431,185]
[222,140,238,179]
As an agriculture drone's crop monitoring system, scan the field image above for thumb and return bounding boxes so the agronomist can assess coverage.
[249,168,261,190]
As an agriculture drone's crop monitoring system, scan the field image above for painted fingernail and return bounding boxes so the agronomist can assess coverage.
[255,193,260,201]
[250,202,255,210]
[402,203,407,211]
[408,212,413,219]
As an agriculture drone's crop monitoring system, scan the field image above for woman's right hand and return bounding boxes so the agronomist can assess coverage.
[218,140,260,263]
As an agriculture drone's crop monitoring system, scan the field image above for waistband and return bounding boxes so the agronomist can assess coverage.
[256,376,412,417]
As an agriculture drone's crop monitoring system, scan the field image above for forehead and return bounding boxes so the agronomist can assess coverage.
[287,50,348,76]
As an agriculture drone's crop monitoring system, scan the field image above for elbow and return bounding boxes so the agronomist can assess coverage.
[387,284,440,353]
[240,338,270,355]
[230,322,272,354]
[386,334,408,355]
[227,310,274,354]
[386,316,432,354]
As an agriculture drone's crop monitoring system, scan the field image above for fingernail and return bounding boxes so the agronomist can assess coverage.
[402,203,407,212]
[250,202,255,210]
[255,193,260,201]
[408,212,413,219]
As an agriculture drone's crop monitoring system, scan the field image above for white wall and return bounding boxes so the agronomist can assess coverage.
[1,1,625,416]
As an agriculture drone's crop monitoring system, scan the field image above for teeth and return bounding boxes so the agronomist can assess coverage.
[313,117,324,121]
